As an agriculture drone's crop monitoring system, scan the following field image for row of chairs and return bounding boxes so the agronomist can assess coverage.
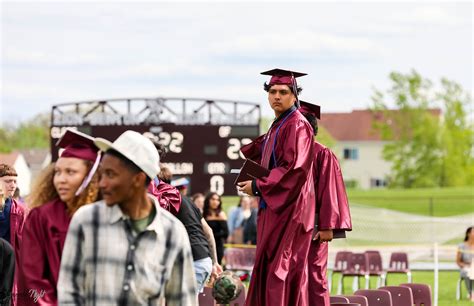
[223,248,256,272]
[329,251,412,294]
[330,283,432,306]
[198,283,431,306]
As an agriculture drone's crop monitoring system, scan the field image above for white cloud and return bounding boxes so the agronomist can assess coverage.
[1,1,471,124]
[4,49,102,66]
[209,30,386,56]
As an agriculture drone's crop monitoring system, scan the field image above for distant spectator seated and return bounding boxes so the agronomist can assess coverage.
[192,193,205,214]
[227,196,251,244]
[457,226,474,301]
[13,187,24,205]
[243,197,259,245]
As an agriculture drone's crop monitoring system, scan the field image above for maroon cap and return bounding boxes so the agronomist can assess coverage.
[56,129,99,162]
[299,100,321,119]
[261,68,307,86]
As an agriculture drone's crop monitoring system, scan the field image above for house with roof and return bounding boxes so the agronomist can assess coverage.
[0,151,32,195]
[20,148,51,184]
[318,109,441,189]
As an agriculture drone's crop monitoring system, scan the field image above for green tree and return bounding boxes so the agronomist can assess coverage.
[371,70,442,188]
[315,125,336,149]
[0,113,50,152]
[261,116,336,149]
[372,70,473,188]
[437,79,474,186]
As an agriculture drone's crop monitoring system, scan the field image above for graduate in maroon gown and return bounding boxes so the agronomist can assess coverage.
[238,69,316,306]
[299,101,352,306]
[17,129,101,306]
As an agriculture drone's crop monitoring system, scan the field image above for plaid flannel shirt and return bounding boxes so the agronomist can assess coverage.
[58,197,197,305]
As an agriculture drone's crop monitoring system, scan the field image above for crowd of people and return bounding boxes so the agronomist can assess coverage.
[2,68,466,306]
[1,68,471,306]
[0,68,355,306]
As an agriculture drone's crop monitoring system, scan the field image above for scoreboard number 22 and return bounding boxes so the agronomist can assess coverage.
[227,138,252,160]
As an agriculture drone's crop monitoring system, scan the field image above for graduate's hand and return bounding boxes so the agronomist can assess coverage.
[237,180,253,196]
[318,229,333,242]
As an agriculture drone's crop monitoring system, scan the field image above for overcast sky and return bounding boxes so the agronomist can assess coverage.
[1,1,472,124]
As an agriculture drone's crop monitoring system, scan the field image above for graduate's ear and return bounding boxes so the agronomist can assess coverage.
[131,172,148,189]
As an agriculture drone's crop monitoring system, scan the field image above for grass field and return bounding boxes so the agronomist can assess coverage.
[222,187,473,305]
[347,186,473,216]
[221,186,474,216]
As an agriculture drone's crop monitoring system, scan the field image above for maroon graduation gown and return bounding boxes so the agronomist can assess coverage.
[147,181,181,215]
[308,141,352,305]
[243,109,316,306]
[9,199,26,306]
[17,199,71,306]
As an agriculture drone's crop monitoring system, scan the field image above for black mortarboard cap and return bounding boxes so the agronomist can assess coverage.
[261,68,307,86]
[299,100,321,119]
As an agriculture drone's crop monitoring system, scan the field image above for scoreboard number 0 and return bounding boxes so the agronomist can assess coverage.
[210,175,224,195]
[227,138,252,160]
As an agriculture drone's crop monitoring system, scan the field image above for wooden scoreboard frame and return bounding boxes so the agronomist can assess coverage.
[50,97,261,196]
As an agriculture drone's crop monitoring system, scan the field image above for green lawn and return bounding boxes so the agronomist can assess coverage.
[222,196,241,214]
[346,186,473,216]
[222,186,474,217]
[223,187,473,305]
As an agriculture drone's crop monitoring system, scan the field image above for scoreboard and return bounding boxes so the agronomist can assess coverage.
[50,97,261,195]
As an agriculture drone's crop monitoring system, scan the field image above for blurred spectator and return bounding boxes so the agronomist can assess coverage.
[192,193,205,214]
[58,130,196,304]
[173,180,223,293]
[171,177,191,196]
[0,164,25,247]
[158,166,173,184]
[243,197,259,245]
[203,192,228,264]
[457,226,474,300]
[13,187,24,204]
[0,163,25,305]
[227,196,251,244]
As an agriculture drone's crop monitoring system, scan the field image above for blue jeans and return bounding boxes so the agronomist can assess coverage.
[193,257,213,293]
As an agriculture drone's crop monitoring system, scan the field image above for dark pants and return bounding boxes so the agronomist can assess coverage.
[308,241,329,306]
[0,238,15,306]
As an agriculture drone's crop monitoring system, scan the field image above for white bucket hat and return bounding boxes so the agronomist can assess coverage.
[94,130,160,179]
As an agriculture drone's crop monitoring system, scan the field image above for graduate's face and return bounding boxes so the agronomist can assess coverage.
[268,84,296,117]
[53,157,89,204]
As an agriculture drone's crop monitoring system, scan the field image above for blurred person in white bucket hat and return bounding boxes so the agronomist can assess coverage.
[58,130,197,305]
